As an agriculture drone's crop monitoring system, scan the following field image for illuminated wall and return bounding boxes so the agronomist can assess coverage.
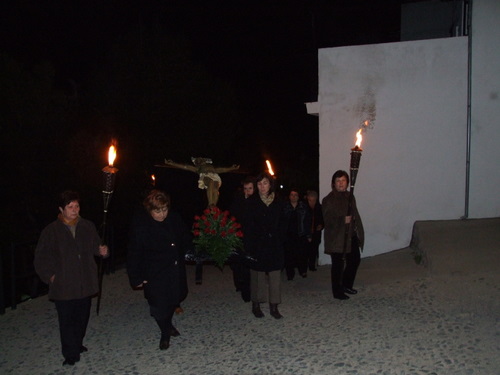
[317,0,500,263]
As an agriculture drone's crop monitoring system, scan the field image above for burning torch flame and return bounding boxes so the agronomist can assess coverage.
[266,160,275,176]
[355,130,363,148]
[108,145,117,166]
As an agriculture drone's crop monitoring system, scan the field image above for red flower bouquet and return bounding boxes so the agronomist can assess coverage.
[192,206,244,269]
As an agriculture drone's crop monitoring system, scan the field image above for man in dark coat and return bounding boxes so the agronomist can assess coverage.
[229,176,255,302]
[305,190,324,272]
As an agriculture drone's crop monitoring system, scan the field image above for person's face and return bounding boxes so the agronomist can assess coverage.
[60,201,80,221]
[289,191,300,204]
[150,206,168,222]
[243,183,254,198]
[334,176,348,192]
[307,195,317,208]
[257,178,271,196]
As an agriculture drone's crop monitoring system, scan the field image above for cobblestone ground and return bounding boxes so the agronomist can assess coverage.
[1,251,499,375]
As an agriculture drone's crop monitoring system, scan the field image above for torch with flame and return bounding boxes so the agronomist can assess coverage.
[340,129,365,271]
[265,159,275,176]
[97,142,119,315]
[349,130,363,189]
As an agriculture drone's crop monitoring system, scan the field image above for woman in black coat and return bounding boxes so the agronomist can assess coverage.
[127,190,191,350]
[243,173,286,319]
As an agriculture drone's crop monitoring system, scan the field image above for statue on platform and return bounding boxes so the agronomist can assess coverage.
[164,157,240,207]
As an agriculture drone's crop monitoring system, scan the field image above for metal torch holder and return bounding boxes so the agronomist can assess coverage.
[341,145,363,266]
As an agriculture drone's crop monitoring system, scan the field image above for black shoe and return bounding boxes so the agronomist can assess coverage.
[159,338,170,350]
[170,326,180,337]
[252,302,264,318]
[269,304,283,319]
[241,290,251,302]
[80,345,88,353]
[63,356,80,366]
[333,293,350,300]
[343,287,358,295]
[309,267,317,272]
[300,273,307,278]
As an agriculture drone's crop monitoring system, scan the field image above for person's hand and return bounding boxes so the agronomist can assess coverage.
[99,245,109,258]
[345,215,352,224]
[316,224,323,231]
[232,164,240,169]
[50,275,55,283]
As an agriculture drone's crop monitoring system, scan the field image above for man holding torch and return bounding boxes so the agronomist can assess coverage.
[34,191,109,366]
[322,170,364,300]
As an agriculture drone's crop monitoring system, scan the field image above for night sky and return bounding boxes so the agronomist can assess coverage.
[1,1,403,244]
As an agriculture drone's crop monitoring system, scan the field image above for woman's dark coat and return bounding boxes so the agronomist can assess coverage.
[127,210,191,320]
[322,190,364,255]
[242,194,286,272]
[34,217,101,301]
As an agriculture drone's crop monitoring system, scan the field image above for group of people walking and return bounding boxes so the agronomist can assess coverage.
[33,169,364,365]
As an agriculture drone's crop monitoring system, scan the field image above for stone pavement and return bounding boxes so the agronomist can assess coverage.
[1,219,499,375]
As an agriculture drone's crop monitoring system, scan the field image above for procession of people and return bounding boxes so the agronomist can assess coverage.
[33,166,364,365]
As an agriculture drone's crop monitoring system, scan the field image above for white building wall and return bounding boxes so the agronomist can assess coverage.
[469,0,500,218]
[318,37,469,263]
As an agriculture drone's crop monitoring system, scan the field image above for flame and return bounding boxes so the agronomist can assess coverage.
[151,174,155,182]
[108,145,117,166]
[265,160,275,176]
[355,129,363,148]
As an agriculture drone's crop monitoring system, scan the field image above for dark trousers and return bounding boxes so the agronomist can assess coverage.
[306,240,320,270]
[329,238,361,296]
[285,239,308,279]
[54,296,92,361]
[155,305,176,341]
[230,262,251,301]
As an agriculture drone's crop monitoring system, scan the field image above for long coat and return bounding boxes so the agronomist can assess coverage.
[34,217,101,301]
[127,210,191,320]
[322,190,364,255]
[242,194,286,272]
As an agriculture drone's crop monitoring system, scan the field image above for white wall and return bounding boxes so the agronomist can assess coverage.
[469,0,500,218]
[318,37,469,263]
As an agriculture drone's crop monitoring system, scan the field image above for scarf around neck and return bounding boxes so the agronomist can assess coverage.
[260,192,275,206]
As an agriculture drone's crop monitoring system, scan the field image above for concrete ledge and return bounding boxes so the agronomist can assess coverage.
[409,217,500,275]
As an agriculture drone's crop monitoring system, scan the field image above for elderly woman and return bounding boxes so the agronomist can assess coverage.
[34,190,108,366]
[127,190,191,350]
[243,172,286,319]
[322,170,364,300]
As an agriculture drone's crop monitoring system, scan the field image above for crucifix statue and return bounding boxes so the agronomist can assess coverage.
[164,157,240,207]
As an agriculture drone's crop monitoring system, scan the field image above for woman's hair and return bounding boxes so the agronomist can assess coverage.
[331,170,349,185]
[58,190,80,209]
[306,190,318,199]
[242,175,256,188]
[143,189,170,212]
[255,172,275,194]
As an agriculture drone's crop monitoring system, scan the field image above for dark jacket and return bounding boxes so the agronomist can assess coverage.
[307,201,324,245]
[127,210,191,319]
[283,200,312,240]
[322,189,364,254]
[34,217,101,301]
[242,194,286,272]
